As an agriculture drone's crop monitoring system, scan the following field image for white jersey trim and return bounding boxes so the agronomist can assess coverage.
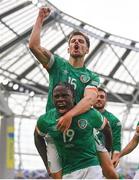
[47,54,55,69]
[36,126,46,137]
[85,85,97,89]
[98,116,107,131]
[113,150,120,153]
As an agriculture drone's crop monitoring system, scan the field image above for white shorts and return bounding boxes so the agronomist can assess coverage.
[63,165,103,179]
[134,169,139,179]
[44,134,62,173]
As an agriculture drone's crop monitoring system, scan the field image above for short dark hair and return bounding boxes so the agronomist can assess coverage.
[98,87,107,98]
[53,82,75,99]
[68,31,90,48]
[98,87,107,93]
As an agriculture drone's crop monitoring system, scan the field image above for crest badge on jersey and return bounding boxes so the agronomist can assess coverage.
[80,75,90,83]
[63,70,68,75]
[78,119,88,129]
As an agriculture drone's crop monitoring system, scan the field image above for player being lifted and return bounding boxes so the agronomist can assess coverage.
[37,83,112,179]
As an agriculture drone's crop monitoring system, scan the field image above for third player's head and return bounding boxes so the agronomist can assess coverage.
[68,31,90,58]
[53,82,75,114]
[94,87,107,111]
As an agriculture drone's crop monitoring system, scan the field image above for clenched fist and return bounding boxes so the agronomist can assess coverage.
[38,7,51,23]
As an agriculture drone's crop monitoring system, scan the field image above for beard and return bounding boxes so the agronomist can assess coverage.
[94,104,105,110]
[70,53,83,58]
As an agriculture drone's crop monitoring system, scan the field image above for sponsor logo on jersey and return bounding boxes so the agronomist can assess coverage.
[78,119,88,129]
[80,75,90,83]
[65,143,74,148]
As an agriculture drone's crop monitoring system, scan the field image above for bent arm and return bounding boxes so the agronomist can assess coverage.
[29,7,52,69]
[65,87,98,117]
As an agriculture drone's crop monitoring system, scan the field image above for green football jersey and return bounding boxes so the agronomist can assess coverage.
[46,54,100,112]
[97,110,122,152]
[37,108,105,175]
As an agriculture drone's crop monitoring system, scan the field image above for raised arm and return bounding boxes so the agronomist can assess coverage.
[29,7,52,69]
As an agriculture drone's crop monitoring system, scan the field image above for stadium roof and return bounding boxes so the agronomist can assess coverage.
[1,0,139,104]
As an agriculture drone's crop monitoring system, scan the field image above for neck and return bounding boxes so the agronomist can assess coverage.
[95,107,105,113]
[99,108,105,113]
[69,56,84,68]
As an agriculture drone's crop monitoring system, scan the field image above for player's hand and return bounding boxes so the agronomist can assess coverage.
[57,113,73,133]
[112,153,120,168]
[38,7,51,23]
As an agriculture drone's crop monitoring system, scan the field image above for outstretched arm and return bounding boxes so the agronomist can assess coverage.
[112,126,139,167]
[29,7,52,69]
[120,133,139,157]
[57,87,98,132]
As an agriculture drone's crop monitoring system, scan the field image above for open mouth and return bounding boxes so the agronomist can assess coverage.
[74,44,79,50]
[96,102,102,105]
[57,104,66,110]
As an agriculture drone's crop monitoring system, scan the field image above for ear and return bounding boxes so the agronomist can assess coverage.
[67,47,70,54]
[85,47,89,54]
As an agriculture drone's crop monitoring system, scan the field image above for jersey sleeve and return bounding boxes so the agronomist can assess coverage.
[87,73,100,87]
[47,54,67,74]
[90,109,107,130]
[37,114,48,136]
[46,54,55,69]
[111,117,122,152]
[85,72,100,90]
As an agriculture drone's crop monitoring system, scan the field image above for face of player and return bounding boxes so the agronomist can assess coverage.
[68,35,89,58]
[53,85,74,114]
[94,90,107,110]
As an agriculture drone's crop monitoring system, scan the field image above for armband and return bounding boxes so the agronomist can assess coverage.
[86,86,98,94]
